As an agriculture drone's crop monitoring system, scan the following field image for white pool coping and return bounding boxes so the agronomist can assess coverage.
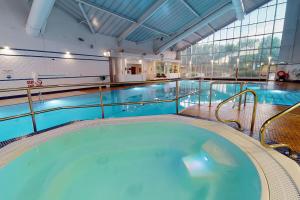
[0,115,299,200]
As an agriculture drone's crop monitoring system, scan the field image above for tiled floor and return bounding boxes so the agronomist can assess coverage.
[181,103,300,153]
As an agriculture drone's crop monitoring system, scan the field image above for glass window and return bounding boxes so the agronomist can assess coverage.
[240,38,248,50]
[266,5,276,21]
[241,25,249,37]
[264,21,274,34]
[272,33,282,47]
[278,0,287,4]
[257,7,267,23]
[214,31,220,41]
[247,36,256,50]
[220,29,227,40]
[274,19,284,33]
[227,28,234,38]
[249,10,258,24]
[263,34,272,48]
[234,27,241,38]
[180,0,286,78]
[254,36,261,49]
[276,3,286,19]
[271,48,280,59]
[242,15,250,25]
[267,0,277,6]
[234,20,241,27]
[248,24,257,36]
[256,22,265,35]
[260,49,269,63]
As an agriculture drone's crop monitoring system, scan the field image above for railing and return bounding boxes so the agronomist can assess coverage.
[215,89,258,132]
[0,78,202,134]
[259,102,300,150]
[209,81,247,110]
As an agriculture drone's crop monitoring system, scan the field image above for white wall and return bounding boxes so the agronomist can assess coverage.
[0,0,165,96]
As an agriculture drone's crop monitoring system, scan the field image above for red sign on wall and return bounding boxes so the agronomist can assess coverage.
[27,80,43,87]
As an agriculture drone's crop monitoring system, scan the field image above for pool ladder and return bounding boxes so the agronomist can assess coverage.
[259,101,300,157]
[209,81,247,111]
[214,89,258,133]
[215,90,299,158]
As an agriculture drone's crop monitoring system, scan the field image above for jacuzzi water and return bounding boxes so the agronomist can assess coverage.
[0,121,261,200]
[1,80,300,141]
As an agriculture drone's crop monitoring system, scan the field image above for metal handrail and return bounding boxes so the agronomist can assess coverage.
[0,77,204,93]
[209,81,247,110]
[215,89,258,132]
[259,102,300,150]
[0,78,202,133]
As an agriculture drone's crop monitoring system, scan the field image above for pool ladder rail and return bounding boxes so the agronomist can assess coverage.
[215,89,299,157]
[259,101,300,152]
[209,80,247,110]
[215,89,258,133]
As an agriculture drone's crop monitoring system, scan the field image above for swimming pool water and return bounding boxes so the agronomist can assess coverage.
[0,80,300,141]
[0,121,261,200]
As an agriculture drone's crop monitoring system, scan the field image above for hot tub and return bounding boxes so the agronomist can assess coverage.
[0,115,299,200]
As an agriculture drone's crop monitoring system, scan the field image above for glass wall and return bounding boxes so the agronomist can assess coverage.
[181,0,287,79]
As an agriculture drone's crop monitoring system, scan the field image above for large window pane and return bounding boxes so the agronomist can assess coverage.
[241,25,249,37]
[227,28,234,38]
[258,7,267,23]
[272,33,282,48]
[249,10,258,24]
[248,24,257,36]
[264,21,274,34]
[276,3,286,19]
[256,22,265,35]
[234,27,241,37]
[180,0,286,79]
[274,19,284,32]
[266,5,276,21]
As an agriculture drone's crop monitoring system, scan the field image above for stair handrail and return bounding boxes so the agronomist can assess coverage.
[209,81,247,110]
[215,89,258,132]
[259,101,300,149]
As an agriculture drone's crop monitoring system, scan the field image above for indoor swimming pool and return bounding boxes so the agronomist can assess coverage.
[0,120,261,200]
[0,80,300,142]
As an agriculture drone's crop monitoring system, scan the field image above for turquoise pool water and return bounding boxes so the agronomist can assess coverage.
[0,121,261,200]
[0,80,300,141]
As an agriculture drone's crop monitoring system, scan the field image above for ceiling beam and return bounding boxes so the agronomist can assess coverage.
[183,39,192,45]
[193,32,202,38]
[232,0,245,20]
[77,0,169,38]
[78,2,95,34]
[117,0,168,42]
[180,0,199,17]
[154,3,233,54]
[26,0,56,36]
[207,23,216,32]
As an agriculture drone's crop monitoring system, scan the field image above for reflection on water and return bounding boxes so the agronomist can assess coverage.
[183,140,238,178]
[183,151,214,178]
